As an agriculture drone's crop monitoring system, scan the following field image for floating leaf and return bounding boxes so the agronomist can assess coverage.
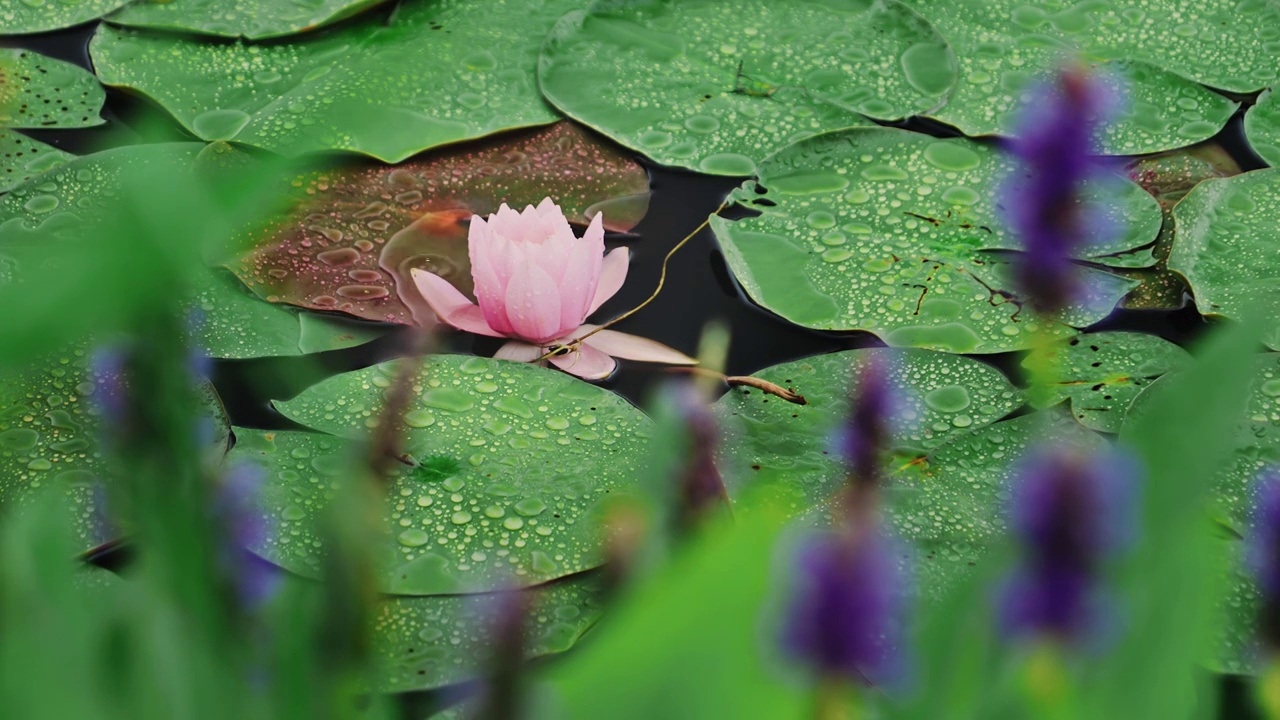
[0,131,72,193]
[538,0,955,175]
[711,128,1159,353]
[1168,168,1280,350]
[1244,88,1280,167]
[189,268,311,360]
[1118,142,1241,309]
[900,0,1242,152]
[0,342,231,550]
[1023,331,1190,433]
[233,354,652,594]
[0,49,105,130]
[713,348,1098,595]
[228,122,649,324]
[373,573,605,692]
[0,0,130,35]
[297,313,386,354]
[91,0,585,162]
[108,0,387,40]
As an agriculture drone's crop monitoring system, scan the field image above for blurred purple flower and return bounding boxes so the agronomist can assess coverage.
[90,345,129,426]
[671,383,729,531]
[1004,65,1115,314]
[1000,445,1138,645]
[214,462,280,610]
[780,527,905,686]
[833,358,896,494]
[472,588,532,720]
[1248,470,1280,651]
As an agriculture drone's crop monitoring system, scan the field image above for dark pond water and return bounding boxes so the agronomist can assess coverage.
[4,18,1270,719]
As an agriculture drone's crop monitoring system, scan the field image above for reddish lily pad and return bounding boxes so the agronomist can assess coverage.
[227,123,651,325]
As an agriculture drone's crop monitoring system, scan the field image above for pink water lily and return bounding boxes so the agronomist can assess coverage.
[411,197,696,380]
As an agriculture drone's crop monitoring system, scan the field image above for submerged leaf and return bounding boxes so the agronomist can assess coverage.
[228,122,649,325]
[233,354,653,594]
[711,128,1159,353]
[0,49,105,130]
[91,0,585,161]
[107,0,388,40]
[539,0,956,174]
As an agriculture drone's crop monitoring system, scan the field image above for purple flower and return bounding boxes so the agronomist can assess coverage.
[214,462,280,609]
[999,445,1137,645]
[779,527,905,686]
[1248,470,1280,651]
[1004,65,1115,314]
[90,345,129,427]
[834,358,896,494]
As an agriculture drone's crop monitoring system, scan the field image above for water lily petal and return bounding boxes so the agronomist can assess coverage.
[588,246,630,315]
[581,327,697,365]
[504,244,566,343]
[468,214,516,335]
[493,340,545,362]
[410,268,502,337]
[550,342,617,380]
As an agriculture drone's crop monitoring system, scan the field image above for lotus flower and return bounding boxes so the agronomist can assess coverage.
[411,198,696,379]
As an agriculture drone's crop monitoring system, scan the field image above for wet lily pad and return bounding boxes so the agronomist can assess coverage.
[108,0,387,40]
[296,313,386,354]
[233,354,652,595]
[0,131,72,194]
[1244,88,1280,167]
[713,347,1099,595]
[373,573,605,692]
[711,128,1159,353]
[900,0,1242,152]
[90,0,584,162]
[1023,332,1190,433]
[0,50,105,130]
[188,268,310,360]
[1168,168,1280,350]
[228,122,650,325]
[0,0,130,34]
[538,0,956,175]
[1118,142,1241,310]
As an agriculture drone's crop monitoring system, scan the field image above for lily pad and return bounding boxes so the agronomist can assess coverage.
[188,268,310,360]
[539,0,955,175]
[1,131,72,193]
[374,573,605,692]
[297,313,386,354]
[1168,168,1280,350]
[108,0,388,40]
[711,127,1159,353]
[232,354,653,595]
[713,347,1100,595]
[0,0,130,34]
[900,0,1241,152]
[90,0,584,162]
[0,50,105,130]
[228,122,650,325]
[1119,142,1241,309]
[1022,331,1190,433]
[1244,88,1280,167]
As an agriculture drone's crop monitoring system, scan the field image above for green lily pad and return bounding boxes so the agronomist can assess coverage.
[189,267,310,360]
[297,313,386,354]
[0,0,130,35]
[1244,89,1280,167]
[711,127,1159,353]
[0,131,72,194]
[1023,331,1191,433]
[1119,142,1241,310]
[228,122,650,325]
[0,50,105,130]
[900,0,1241,153]
[90,0,584,162]
[538,0,956,175]
[714,347,1100,595]
[108,0,387,40]
[233,354,652,595]
[1168,168,1280,350]
[374,573,605,692]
